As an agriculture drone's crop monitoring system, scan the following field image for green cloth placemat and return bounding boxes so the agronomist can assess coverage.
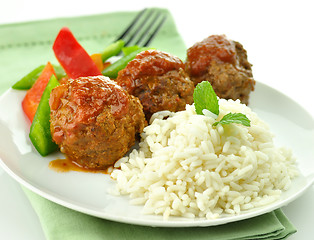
[23,187,296,240]
[0,8,185,95]
[1,8,296,240]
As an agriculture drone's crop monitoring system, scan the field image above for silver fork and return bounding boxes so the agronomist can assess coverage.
[114,8,167,48]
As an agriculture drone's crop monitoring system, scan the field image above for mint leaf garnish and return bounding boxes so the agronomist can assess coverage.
[193,81,219,116]
[213,112,251,127]
[193,81,251,128]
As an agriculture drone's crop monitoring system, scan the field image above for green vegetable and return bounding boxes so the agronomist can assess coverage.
[122,45,140,56]
[213,112,251,127]
[102,47,151,79]
[193,81,250,127]
[193,81,219,116]
[12,65,45,90]
[29,75,60,156]
[53,65,67,80]
[12,64,65,90]
[101,40,125,62]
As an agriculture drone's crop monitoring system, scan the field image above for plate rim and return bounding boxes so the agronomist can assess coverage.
[0,81,314,227]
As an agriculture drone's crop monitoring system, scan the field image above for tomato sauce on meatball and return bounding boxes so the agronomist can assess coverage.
[185,35,255,105]
[49,76,146,169]
[116,50,194,120]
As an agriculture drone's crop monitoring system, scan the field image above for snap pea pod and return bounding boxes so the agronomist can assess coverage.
[101,40,125,62]
[102,47,151,79]
[29,75,59,156]
[12,65,65,90]
[12,65,45,90]
[54,65,67,80]
[122,45,140,56]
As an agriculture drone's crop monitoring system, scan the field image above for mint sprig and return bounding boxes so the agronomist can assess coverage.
[193,81,250,127]
[193,81,219,115]
[213,112,251,127]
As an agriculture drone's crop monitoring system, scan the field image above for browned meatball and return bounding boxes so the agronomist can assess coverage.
[185,35,255,105]
[49,76,146,169]
[116,50,194,120]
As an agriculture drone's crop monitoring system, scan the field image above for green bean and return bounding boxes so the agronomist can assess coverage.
[122,45,140,56]
[12,65,45,90]
[12,64,65,90]
[54,65,67,80]
[102,47,151,79]
[101,40,125,62]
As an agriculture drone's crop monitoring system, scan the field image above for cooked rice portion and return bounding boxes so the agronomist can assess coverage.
[110,99,298,219]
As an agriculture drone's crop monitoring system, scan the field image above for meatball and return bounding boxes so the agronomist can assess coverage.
[49,76,146,169]
[185,35,255,105]
[116,50,194,120]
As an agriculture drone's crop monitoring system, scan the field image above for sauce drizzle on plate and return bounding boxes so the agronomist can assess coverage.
[49,158,110,174]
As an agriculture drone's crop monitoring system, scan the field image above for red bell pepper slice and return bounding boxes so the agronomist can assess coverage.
[22,62,56,122]
[53,27,102,79]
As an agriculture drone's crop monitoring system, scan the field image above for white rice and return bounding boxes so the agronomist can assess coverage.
[110,99,299,219]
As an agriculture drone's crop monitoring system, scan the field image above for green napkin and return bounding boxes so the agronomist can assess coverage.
[0,8,185,95]
[1,8,296,240]
[23,187,296,240]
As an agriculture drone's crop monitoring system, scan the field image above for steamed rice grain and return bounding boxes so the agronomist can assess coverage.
[111,99,299,219]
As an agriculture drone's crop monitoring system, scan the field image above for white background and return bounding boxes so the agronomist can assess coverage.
[0,0,313,239]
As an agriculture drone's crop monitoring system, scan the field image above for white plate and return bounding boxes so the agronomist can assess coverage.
[0,82,313,227]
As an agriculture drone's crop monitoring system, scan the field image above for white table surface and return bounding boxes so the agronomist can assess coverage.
[0,0,313,239]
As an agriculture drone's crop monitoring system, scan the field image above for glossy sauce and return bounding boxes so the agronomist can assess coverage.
[50,76,129,122]
[50,76,130,144]
[186,35,236,77]
[68,76,129,121]
[117,50,184,94]
[49,158,111,174]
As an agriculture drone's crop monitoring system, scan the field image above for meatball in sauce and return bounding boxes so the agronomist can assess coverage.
[116,50,194,121]
[185,35,255,105]
[49,76,146,169]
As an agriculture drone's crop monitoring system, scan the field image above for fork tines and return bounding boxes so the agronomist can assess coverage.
[115,8,167,47]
